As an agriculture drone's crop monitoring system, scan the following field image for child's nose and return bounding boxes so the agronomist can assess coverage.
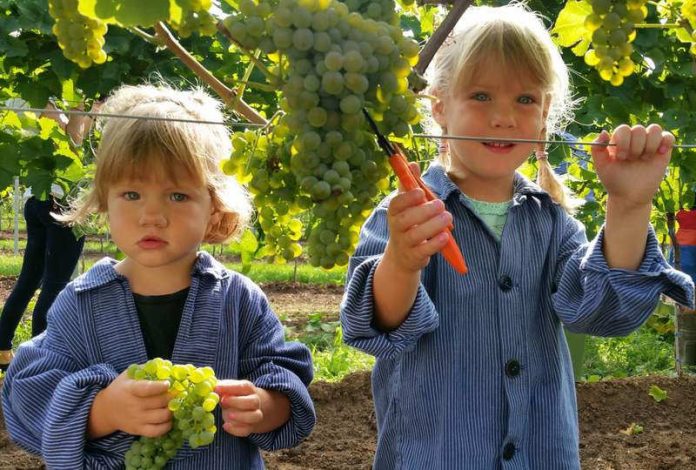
[490,106,516,129]
[139,201,167,227]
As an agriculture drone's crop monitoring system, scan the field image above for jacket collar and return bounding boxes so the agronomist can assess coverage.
[421,163,550,205]
[72,251,228,292]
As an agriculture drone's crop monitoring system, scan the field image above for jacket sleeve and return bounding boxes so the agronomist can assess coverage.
[1,286,125,470]
[340,196,439,359]
[232,280,316,451]
[552,216,694,336]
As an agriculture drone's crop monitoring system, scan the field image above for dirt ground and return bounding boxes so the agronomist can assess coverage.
[1,278,696,469]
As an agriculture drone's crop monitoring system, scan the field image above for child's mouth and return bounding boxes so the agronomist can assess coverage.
[483,141,515,153]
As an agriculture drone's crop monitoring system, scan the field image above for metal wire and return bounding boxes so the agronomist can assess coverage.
[0,106,265,128]
[413,133,696,150]
[2,106,694,149]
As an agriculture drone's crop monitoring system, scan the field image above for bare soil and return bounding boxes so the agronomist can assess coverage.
[1,278,696,469]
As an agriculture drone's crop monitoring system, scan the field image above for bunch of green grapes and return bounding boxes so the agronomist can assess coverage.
[170,0,218,37]
[48,0,108,68]
[124,359,220,470]
[222,0,421,269]
[339,0,399,24]
[583,0,648,86]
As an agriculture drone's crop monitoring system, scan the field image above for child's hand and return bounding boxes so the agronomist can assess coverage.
[383,162,452,273]
[215,380,264,437]
[88,370,172,439]
[592,124,674,208]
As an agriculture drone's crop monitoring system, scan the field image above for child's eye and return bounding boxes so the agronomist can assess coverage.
[123,191,139,201]
[472,92,490,101]
[518,95,536,104]
[170,192,189,202]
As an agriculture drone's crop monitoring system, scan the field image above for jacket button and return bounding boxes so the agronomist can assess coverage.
[498,275,513,291]
[502,442,516,460]
[505,359,521,377]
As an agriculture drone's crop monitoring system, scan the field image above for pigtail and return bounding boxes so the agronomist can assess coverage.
[535,147,583,215]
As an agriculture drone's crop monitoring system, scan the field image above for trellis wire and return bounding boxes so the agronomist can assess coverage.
[1,106,694,149]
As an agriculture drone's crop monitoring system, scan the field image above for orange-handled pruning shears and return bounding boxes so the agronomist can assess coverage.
[363,110,468,275]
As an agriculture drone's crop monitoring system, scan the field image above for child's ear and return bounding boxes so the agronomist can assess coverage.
[431,92,448,127]
[209,207,222,227]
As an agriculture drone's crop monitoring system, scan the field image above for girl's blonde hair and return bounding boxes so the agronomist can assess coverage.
[427,3,581,213]
[59,83,252,243]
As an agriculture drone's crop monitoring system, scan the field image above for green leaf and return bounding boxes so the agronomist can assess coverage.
[115,0,170,27]
[551,0,592,51]
[675,28,692,44]
[81,0,171,27]
[1,111,23,130]
[648,384,667,402]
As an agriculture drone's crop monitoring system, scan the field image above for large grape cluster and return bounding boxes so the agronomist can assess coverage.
[582,0,647,86]
[170,0,218,37]
[124,359,220,470]
[338,0,399,24]
[222,0,421,269]
[48,0,108,68]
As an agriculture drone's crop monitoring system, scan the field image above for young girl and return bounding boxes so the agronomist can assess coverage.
[340,4,693,469]
[2,84,315,469]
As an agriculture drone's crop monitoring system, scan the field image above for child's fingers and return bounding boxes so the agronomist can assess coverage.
[224,408,263,426]
[641,124,663,159]
[215,379,256,397]
[627,125,647,160]
[401,210,452,248]
[130,380,170,398]
[609,124,631,160]
[658,130,675,157]
[390,199,445,235]
[140,393,172,411]
[142,407,173,426]
[220,393,261,411]
[138,421,173,438]
[389,189,426,217]
[591,130,611,162]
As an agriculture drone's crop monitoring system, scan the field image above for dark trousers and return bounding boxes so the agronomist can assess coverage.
[0,197,85,349]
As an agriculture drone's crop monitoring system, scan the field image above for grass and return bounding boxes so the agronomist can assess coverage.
[582,327,675,380]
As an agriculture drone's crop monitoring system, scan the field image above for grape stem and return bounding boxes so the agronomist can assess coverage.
[153,22,266,125]
[127,27,163,46]
[415,1,473,77]
[216,21,283,88]
[634,23,683,29]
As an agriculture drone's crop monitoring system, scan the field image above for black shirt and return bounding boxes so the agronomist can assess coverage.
[133,287,189,360]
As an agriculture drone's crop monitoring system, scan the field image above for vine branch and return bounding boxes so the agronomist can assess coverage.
[153,22,266,125]
[415,1,473,77]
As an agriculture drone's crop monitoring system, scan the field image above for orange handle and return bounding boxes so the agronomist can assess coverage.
[389,154,468,275]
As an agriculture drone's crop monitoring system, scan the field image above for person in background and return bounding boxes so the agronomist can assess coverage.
[0,99,99,371]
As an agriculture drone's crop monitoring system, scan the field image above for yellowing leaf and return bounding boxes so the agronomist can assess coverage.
[551,0,592,54]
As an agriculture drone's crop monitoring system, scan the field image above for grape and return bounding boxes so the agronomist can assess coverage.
[48,0,109,68]
[222,0,419,268]
[583,0,645,85]
[124,359,219,469]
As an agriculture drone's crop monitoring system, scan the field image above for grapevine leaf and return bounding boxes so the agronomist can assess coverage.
[551,0,592,52]
[113,0,171,27]
[648,384,667,402]
[675,28,693,44]
[78,0,117,23]
[1,111,23,131]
